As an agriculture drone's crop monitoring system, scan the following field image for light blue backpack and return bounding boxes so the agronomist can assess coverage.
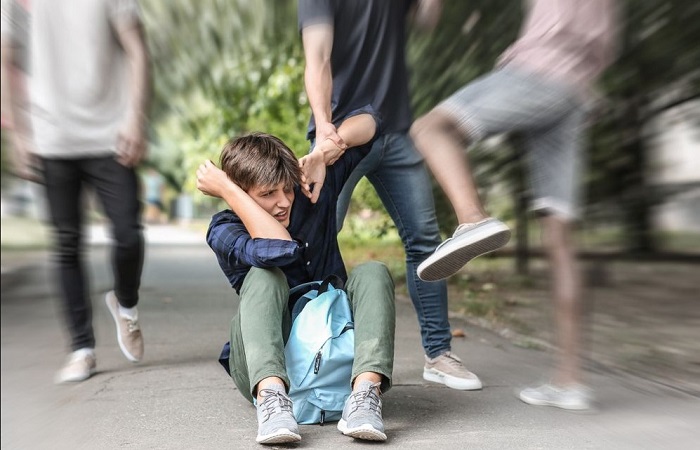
[285,275,354,425]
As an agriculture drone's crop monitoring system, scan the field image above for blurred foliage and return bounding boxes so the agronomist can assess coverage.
[587,0,700,252]
[141,0,308,206]
[139,0,699,252]
[407,0,523,237]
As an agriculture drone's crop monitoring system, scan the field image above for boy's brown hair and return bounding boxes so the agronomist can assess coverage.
[219,132,301,191]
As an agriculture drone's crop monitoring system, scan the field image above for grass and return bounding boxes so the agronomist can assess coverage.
[339,225,531,328]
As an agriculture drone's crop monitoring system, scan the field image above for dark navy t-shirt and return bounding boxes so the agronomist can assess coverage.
[298,0,414,136]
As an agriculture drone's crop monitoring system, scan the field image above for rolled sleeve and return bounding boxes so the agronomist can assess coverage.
[237,237,301,268]
[206,210,301,270]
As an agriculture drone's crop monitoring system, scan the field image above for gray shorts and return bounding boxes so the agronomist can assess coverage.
[436,66,588,220]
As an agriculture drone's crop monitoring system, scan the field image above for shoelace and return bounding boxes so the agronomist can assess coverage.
[436,352,466,370]
[348,382,382,415]
[126,319,140,333]
[258,389,294,423]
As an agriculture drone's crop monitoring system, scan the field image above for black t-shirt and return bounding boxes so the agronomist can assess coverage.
[298,0,414,136]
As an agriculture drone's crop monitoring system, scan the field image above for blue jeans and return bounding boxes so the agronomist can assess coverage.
[336,132,451,358]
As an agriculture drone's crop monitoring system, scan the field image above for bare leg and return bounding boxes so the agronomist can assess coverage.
[411,110,488,225]
[411,110,511,282]
[541,215,582,386]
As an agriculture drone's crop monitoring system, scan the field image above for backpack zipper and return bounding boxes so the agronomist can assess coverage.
[314,350,322,374]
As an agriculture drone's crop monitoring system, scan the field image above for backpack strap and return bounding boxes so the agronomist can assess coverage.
[290,275,346,322]
[319,274,344,293]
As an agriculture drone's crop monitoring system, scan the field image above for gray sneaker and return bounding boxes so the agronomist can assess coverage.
[255,384,301,444]
[424,351,483,390]
[105,291,144,362]
[417,218,511,281]
[337,380,386,441]
[519,383,592,410]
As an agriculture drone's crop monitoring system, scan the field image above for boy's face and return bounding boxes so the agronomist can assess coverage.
[247,182,295,228]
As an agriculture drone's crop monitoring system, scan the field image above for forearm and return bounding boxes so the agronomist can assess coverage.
[304,58,333,126]
[336,114,376,149]
[219,183,292,241]
[123,25,150,126]
[302,24,334,128]
[311,113,376,168]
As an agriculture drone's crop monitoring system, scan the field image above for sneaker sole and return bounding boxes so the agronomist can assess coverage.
[54,367,96,384]
[105,292,141,363]
[518,392,590,411]
[256,429,301,444]
[417,222,511,281]
[337,419,387,441]
[423,368,483,390]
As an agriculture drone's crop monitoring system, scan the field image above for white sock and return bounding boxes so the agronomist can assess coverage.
[118,305,138,320]
[73,347,95,358]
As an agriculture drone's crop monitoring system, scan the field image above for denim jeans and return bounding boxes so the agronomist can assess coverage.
[41,156,144,351]
[336,132,451,358]
[229,262,396,402]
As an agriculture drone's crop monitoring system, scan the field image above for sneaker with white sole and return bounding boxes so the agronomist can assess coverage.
[417,218,511,281]
[423,351,483,390]
[519,383,592,410]
[54,349,96,384]
[337,380,386,441]
[105,291,144,362]
[256,384,301,444]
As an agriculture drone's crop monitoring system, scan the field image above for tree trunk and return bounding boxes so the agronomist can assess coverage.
[510,137,530,275]
[622,100,656,254]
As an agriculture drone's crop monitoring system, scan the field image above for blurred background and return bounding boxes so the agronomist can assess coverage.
[1,0,699,394]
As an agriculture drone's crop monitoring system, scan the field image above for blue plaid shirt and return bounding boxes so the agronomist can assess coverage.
[206,147,370,293]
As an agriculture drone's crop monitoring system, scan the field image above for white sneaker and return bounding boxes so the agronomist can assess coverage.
[423,351,483,390]
[105,291,144,362]
[417,218,511,281]
[519,383,592,410]
[54,349,96,384]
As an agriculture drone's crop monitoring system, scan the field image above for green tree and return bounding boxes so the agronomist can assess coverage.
[588,0,700,253]
[142,0,307,200]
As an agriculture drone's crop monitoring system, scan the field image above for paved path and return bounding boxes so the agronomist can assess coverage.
[1,227,698,449]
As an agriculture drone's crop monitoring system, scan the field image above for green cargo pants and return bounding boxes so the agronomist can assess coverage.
[229,261,396,403]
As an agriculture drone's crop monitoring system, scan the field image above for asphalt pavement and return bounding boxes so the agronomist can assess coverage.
[1,224,698,449]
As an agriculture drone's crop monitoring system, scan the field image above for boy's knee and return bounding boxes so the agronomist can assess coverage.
[411,110,448,138]
[349,262,395,302]
[354,261,392,282]
[240,267,288,299]
[245,266,286,283]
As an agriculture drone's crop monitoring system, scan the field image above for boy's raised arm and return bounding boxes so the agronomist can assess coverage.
[196,160,292,241]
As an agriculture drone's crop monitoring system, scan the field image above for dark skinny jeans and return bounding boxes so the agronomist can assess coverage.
[41,156,144,351]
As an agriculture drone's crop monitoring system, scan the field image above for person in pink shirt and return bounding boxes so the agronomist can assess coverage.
[411,0,619,410]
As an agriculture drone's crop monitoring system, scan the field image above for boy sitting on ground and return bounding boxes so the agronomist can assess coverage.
[196,118,396,445]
